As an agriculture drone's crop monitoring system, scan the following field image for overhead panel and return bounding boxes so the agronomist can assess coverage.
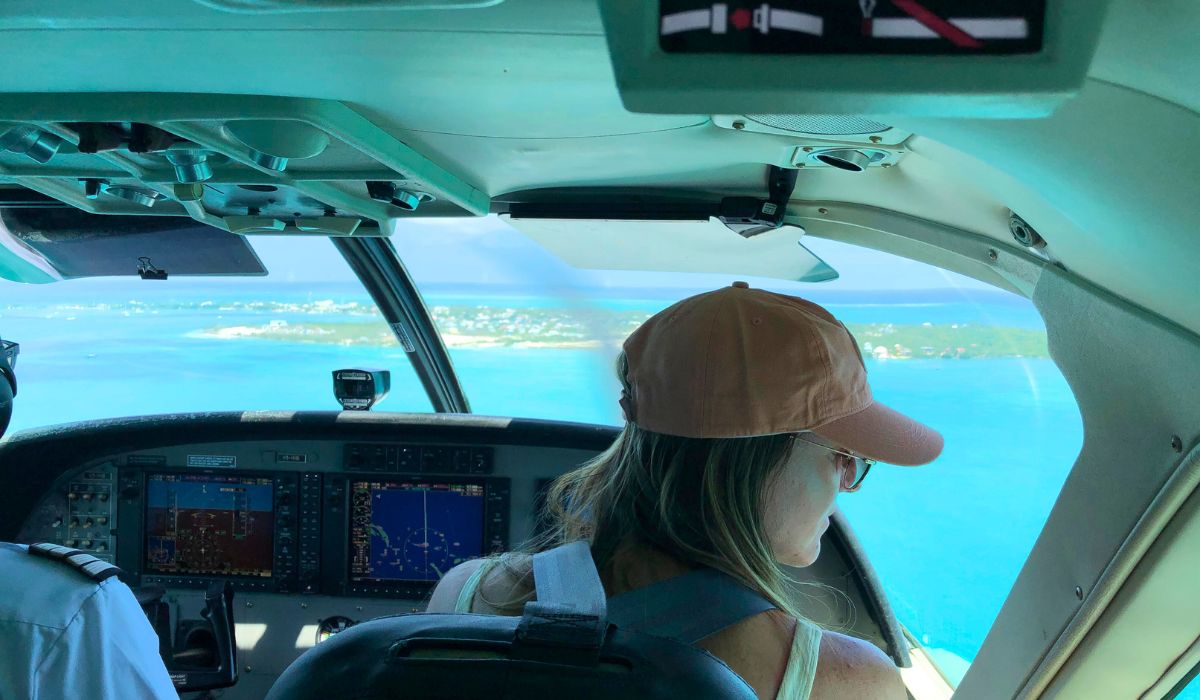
[600,0,1111,117]
[0,94,489,241]
[192,0,503,11]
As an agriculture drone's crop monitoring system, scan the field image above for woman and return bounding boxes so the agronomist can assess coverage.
[429,282,943,700]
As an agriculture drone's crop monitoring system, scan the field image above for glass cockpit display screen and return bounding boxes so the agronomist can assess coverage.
[144,473,275,577]
[349,480,486,583]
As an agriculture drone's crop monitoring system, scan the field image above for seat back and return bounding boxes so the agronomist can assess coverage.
[266,542,771,700]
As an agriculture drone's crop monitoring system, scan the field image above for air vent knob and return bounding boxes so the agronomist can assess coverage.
[223,119,330,172]
[0,125,64,163]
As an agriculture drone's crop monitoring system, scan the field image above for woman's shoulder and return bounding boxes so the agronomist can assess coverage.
[426,558,489,612]
[700,611,904,700]
[427,555,533,614]
[811,628,907,700]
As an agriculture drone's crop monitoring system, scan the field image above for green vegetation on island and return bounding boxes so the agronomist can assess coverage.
[193,304,1049,359]
[846,322,1047,360]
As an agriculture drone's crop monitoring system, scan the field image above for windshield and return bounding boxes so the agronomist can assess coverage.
[0,216,1084,686]
[0,236,430,434]
[394,215,1084,685]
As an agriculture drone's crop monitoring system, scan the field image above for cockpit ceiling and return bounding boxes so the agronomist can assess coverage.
[0,0,1196,336]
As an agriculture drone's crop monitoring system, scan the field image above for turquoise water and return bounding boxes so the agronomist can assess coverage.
[839,357,1081,679]
[1178,676,1200,700]
[0,281,1084,682]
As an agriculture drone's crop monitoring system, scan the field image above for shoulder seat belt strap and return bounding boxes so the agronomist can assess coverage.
[607,568,777,644]
[530,540,607,619]
[516,541,608,657]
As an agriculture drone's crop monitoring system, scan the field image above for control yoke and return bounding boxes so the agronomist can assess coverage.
[138,581,239,692]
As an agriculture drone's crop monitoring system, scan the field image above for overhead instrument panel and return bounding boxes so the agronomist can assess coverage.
[0,94,489,284]
[659,0,1045,55]
[601,0,1111,116]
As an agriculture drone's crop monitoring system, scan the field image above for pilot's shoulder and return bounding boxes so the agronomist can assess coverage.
[0,542,126,629]
[26,542,122,582]
[812,629,906,700]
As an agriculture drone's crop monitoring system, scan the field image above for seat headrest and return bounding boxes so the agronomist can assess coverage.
[264,612,757,700]
[266,542,760,700]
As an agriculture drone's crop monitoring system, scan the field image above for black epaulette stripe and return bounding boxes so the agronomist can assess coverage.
[28,542,122,582]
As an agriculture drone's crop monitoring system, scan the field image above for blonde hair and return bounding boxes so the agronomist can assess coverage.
[478,352,805,620]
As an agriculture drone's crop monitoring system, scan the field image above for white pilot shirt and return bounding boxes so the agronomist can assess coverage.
[0,543,177,700]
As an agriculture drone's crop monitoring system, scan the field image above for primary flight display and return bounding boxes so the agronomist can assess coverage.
[143,473,276,577]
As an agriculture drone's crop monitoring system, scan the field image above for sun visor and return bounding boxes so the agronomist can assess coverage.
[0,208,266,281]
[502,215,837,283]
[599,0,1110,117]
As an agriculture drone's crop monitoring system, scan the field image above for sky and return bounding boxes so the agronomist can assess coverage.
[247,215,996,294]
[0,214,999,299]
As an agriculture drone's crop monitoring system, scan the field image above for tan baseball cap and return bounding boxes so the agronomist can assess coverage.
[620,281,943,466]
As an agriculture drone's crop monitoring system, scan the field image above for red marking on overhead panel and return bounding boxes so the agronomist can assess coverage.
[860,0,876,36]
[890,0,984,48]
[730,7,752,30]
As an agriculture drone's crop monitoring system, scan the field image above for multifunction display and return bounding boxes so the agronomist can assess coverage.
[659,0,1046,55]
[144,473,276,577]
[349,480,486,583]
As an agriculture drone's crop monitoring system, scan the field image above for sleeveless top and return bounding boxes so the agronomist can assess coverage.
[454,559,823,700]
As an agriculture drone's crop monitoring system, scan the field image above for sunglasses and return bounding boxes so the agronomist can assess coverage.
[1,339,16,374]
[792,433,875,492]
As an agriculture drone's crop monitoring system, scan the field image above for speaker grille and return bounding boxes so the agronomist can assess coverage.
[745,115,892,136]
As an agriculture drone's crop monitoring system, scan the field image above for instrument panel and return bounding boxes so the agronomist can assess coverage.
[8,423,601,698]
[16,439,577,601]
[2,413,903,698]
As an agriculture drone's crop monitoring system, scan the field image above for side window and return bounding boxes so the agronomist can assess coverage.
[1172,668,1200,700]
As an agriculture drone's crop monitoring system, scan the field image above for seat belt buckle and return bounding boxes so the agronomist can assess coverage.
[513,601,608,665]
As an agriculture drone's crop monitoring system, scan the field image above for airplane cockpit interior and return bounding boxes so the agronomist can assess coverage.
[0,1,1198,699]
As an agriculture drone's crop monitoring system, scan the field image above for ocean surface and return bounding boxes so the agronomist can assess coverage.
[0,280,1084,685]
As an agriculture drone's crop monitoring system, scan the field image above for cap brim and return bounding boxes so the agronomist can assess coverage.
[813,401,943,466]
